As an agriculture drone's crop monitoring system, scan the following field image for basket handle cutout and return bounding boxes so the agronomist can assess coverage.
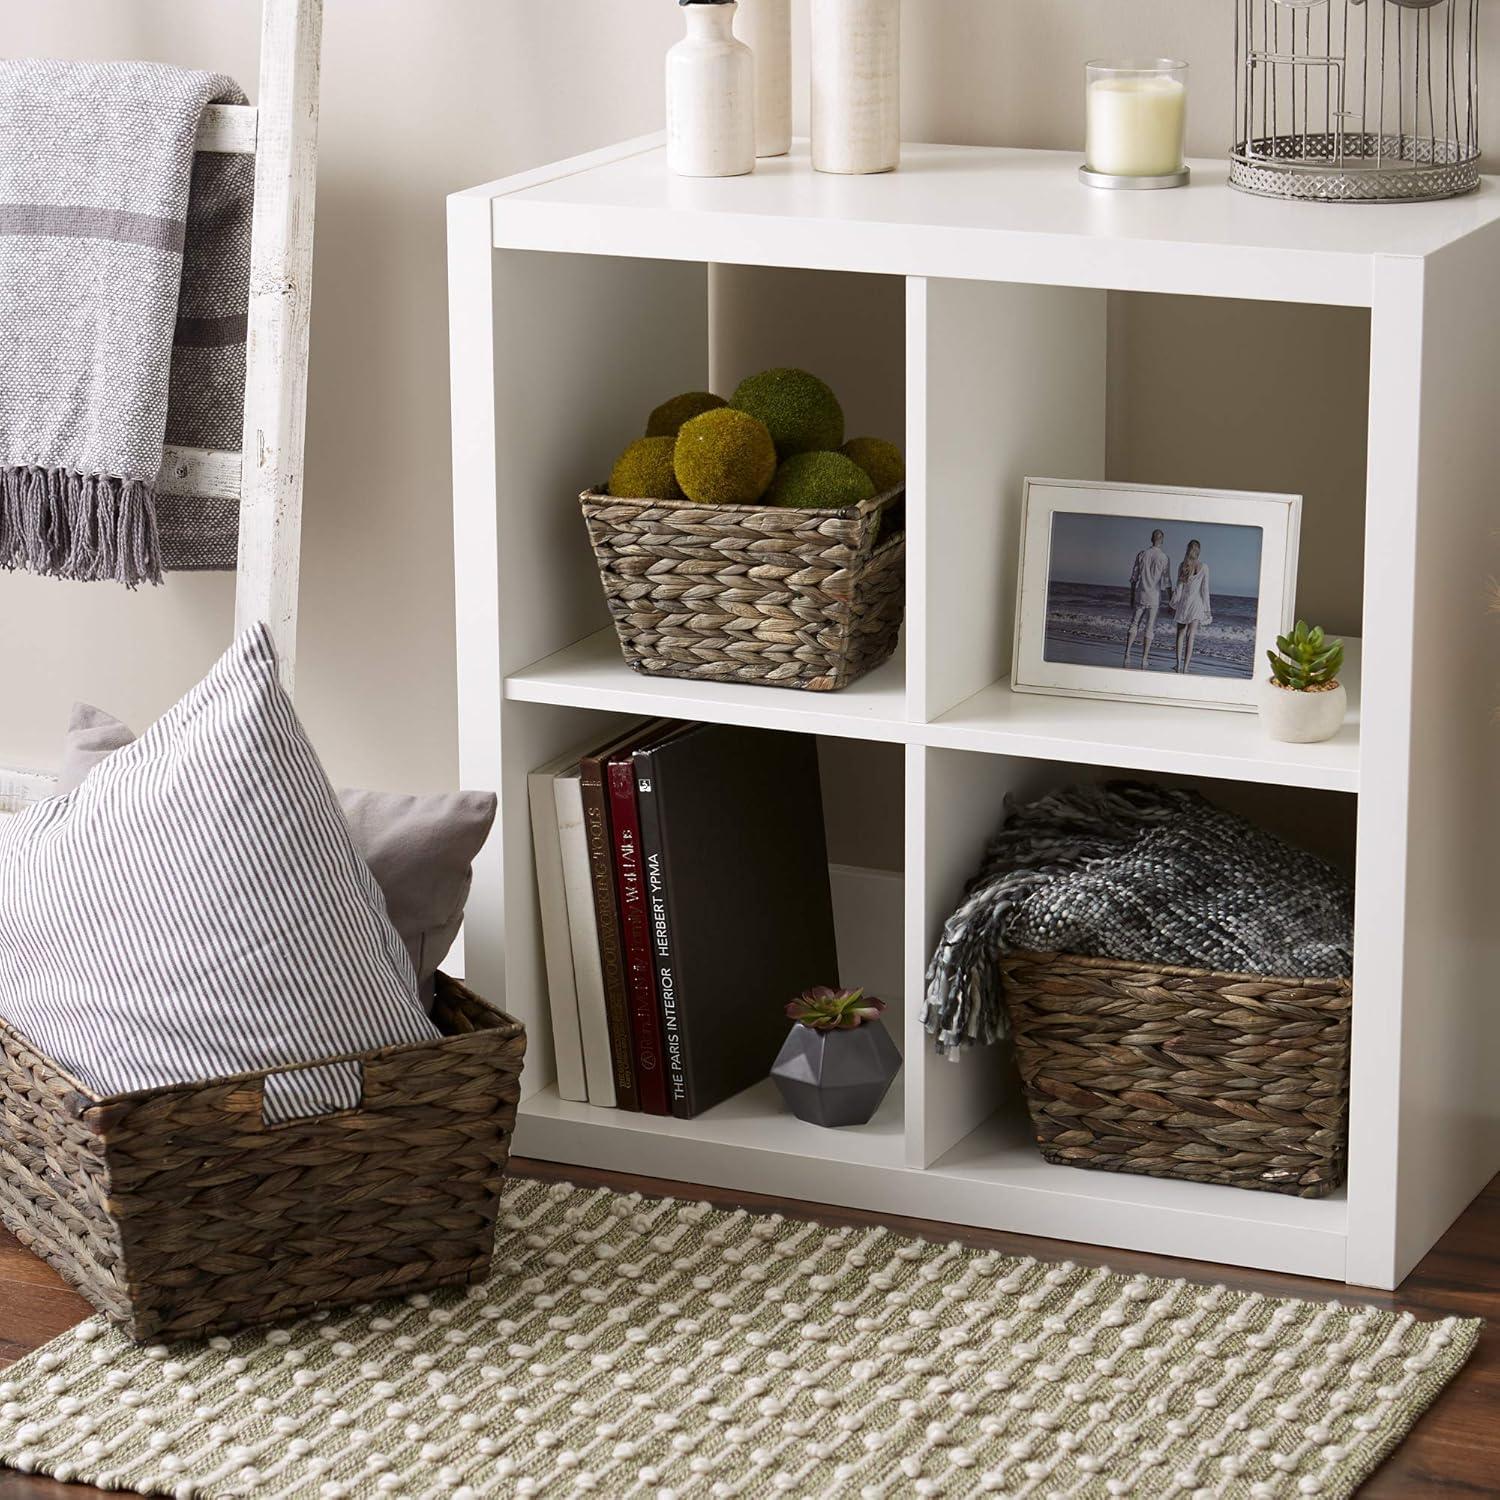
[258,1059,365,1128]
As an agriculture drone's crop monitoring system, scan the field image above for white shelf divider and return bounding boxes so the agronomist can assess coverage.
[912,275,1107,723]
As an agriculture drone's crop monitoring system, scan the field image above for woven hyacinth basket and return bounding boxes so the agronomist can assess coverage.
[579,484,906,692]
[999,952,1352,1198]
[0,976,525,1342]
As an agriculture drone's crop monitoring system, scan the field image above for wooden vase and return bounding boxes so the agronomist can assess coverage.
[810,0,901,175]
[667,1,756,179]
[736,0,793,158]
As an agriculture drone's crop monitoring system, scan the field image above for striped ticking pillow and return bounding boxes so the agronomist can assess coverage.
[0,625,439,1122]
[53,704,497,1010]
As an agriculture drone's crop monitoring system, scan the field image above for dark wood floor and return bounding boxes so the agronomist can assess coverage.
[2,1162,1496,1499]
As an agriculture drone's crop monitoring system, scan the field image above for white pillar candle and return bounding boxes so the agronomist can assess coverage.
[736,0,792,158]
[1085,63,1188,180]
[811,0,901,175]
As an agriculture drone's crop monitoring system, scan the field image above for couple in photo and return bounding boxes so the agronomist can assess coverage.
[1123,528,1212,673]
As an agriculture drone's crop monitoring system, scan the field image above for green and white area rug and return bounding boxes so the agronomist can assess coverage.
[0,1177,1478,1499]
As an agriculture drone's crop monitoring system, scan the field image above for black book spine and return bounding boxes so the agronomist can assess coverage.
[634,744,691,1118]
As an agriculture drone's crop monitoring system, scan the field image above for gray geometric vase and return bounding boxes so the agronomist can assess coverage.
[770,1020,902,1128]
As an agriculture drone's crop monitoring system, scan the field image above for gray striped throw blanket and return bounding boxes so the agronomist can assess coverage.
[0,60,253,585]
[922,781,1355,1052]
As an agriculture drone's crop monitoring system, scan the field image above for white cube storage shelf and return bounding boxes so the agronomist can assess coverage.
[450,137,1500,1290]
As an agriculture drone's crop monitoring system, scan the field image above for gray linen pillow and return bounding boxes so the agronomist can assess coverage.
[339,789,494,1004]
[58,705,495,1002]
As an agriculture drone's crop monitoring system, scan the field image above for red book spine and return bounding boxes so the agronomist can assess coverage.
[607,752,670,1115]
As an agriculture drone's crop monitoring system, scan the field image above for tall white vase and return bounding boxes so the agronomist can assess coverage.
[736,0,792,158]
[810,0,901,174]
[667,1,756,178]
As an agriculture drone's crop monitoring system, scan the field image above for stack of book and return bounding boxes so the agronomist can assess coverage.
[529,721,839,1118]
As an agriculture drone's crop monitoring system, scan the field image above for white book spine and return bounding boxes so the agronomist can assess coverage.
[554,768,617,1107]
[528,764,589,1102]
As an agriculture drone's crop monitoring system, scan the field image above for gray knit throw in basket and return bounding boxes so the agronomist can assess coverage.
[922,781,1354,1053]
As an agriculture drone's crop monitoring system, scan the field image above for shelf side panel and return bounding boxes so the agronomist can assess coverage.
[1347,238,1500,1288]
[450,192,507,1046]
[913,278,1107,722]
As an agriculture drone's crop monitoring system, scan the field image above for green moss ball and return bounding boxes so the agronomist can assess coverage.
[731,368,845,459]
[841,437,905,494]
[673,408,778,506]
[766,451,877,511]
[645,390,727,439]
[608,437,684,500]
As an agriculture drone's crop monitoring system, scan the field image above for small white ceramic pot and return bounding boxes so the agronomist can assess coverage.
[810,0,901,174]
[1256,678,1347,743]
[736,0,792,157]
[667,1,756,178]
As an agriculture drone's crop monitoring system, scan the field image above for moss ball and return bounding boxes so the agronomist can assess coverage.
[645,390,727,439]
[673,407,778,506]
[766,451,877,511]
[731,368,845,459]
[841,437,905,494]
[608,436,685,500]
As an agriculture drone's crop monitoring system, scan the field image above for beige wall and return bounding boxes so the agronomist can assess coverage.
[1,0,682,785]
[2,2,1492,790]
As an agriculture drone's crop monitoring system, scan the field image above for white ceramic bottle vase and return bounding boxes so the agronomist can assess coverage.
[735,0,792,157]
[667,0,756,178]
[810,0,901,174]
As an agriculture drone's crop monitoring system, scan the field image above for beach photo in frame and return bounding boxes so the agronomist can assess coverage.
[1012,479,1302,712]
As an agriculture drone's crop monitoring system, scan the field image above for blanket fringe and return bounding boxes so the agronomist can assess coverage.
[921,783,1189,1053]
[0,466,162,587]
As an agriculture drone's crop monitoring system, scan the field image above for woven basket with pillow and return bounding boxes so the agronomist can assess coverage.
[0,626,525,1341]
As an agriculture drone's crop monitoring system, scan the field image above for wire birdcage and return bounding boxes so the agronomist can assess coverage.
[1232,0,1481,201]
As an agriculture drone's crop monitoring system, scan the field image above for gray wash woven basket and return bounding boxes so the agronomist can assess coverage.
[999,952,1353,1198]
[579,485,905,692]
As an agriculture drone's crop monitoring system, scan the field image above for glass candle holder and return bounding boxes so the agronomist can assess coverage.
[1081,59,1189,190]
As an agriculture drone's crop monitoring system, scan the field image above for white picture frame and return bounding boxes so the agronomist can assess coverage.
[1012,478,1302,712]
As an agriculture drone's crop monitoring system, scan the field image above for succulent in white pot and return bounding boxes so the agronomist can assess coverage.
[1257,620,1347,743]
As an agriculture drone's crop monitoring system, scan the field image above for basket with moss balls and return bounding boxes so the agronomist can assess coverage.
[580,370,907,693]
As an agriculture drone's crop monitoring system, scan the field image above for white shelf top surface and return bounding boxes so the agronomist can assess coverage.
[931,639,1361,794]
[519,1077,907,1170]
[481,137,1500,305]
[505,627,910,743]
[930,1103,1349,1237]
[505,627,1359,791]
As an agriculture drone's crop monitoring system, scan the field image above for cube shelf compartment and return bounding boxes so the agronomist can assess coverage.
[449,136,1500,1289]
